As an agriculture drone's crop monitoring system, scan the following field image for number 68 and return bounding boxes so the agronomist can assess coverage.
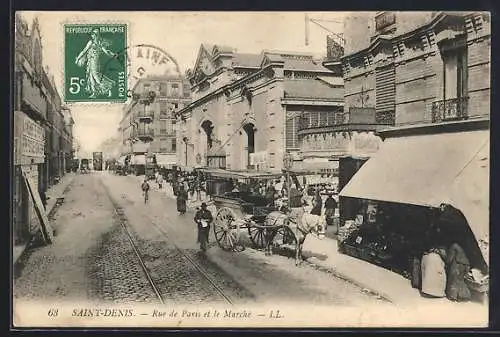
[47,308,59,317]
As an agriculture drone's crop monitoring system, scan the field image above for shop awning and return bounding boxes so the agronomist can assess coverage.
[444,139,489,262]
[156,154,177,168]
[200,168,282,180]
[132,154,146,165]
[339,129,489,249]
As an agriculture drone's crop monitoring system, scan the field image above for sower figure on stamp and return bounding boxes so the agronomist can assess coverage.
[75,29,117,98]
[194,202,213,252]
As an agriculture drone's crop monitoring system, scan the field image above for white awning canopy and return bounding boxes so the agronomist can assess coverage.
[339,130,489,262]
[156,154,177,168]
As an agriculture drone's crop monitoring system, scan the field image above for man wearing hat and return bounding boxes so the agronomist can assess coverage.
[194,202,213,252]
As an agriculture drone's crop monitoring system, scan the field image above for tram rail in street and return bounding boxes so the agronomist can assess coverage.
[99,178,234,306]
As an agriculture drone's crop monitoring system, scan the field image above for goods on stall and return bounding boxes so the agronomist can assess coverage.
[465,268,489,293]
[338,220,359,243]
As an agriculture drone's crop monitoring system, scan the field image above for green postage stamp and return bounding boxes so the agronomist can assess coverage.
[64,24,127,102]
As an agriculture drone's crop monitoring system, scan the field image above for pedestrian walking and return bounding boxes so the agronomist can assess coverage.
[324,193,337,226]
[177,185,188,215]
[265,184,276,206]
[156,173,164,189]
[310,189,322,216]
[194,202,213,252]
[141,178,150,204]
[288,183,302,208]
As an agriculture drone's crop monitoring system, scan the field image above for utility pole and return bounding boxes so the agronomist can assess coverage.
[304,13,344,47]
[305,13,309,46]
[359,85,369,108]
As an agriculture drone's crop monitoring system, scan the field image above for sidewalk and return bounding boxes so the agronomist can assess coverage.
[45,172,76,215]
[301,233,488,310]
[13,172,76,265]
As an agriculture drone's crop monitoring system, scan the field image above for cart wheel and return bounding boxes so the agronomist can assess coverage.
[248,225,268,249]
[213,207,240,251]
[273,226,297,253]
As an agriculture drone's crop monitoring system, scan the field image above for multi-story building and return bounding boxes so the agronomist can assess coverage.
[341,11,490,127]
[14,15,75,259]
[13,15,50,255]
[294,33,392,177]
[338,12,491,278]
[177,44,344,172]
[119,76,191,173]
[61,105,75,172]
[43,70,69,182]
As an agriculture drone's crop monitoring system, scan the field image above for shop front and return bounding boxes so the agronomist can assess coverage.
[131,154,146,175]
[338,120,489,301]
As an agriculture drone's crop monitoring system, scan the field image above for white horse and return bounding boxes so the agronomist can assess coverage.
[264,202,327,266]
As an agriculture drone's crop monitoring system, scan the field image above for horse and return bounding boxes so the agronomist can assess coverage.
[264,204,327,266]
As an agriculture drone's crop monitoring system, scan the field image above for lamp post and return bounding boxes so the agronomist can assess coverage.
[283,151,293,213]
[183,136,189,167]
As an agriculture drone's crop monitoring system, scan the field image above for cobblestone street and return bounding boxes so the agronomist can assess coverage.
[14,172,385,307]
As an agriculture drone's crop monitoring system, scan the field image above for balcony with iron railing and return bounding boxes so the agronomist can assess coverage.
[431,97,469,123]
[298,108,394,135]
[375,11,396,32]
[158,128,176,136]
[133,125,154,140]
[298,112,346,131]
[135,107,154,122]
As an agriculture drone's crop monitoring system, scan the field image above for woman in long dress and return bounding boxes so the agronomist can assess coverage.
[176,185,188,215]
[421,247,447,297]
[75,29,116,98]
[445,243,471,301]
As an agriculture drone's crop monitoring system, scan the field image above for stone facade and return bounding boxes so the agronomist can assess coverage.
[178,44,343,172]
[342,11,491,127]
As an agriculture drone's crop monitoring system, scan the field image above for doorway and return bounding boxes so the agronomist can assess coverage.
[243,123,255,169]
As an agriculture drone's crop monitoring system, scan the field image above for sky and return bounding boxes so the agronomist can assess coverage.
[19,11,346,153]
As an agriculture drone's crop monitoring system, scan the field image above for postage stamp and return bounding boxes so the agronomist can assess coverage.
[64,24,128,103]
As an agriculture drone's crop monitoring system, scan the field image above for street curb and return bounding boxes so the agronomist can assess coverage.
[206,242,393,304]
[303,256,393,303]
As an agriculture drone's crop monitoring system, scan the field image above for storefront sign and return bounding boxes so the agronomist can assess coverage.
[132,141,150,153]
[302,132,350,153]
[352,132,381,156]
[250,151,269,166]
[14,111,45,165]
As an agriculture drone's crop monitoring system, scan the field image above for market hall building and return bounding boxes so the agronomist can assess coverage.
[176,44,344,172]
[337,12,490,301]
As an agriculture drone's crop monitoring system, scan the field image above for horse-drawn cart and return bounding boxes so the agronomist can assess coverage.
[201,169,281,251]
[201,168,326,264]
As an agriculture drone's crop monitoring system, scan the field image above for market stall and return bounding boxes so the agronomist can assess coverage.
[339,124,489,300]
